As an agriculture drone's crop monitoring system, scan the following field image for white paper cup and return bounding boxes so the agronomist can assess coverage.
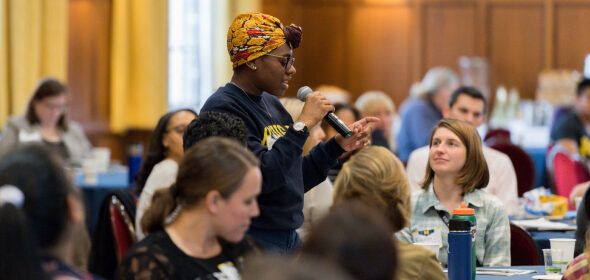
[550,238,576,262]
[81,158,98,185]
[414,242,440,259]
[92,147,111,173]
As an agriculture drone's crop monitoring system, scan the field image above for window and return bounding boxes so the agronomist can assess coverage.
[168,0,214,111]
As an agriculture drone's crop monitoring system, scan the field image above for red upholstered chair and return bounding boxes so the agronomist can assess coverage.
[488,141,536,197]
[552,150,590,202]
[510,223,541,265]
[109,195,137,263]
[484,128,511,144]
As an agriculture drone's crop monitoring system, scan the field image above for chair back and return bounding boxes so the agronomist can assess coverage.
[109,195,137,263]
[552,150,590,201]
[488,141,536,196]
[484,128,511,144]
[510,223,541,265]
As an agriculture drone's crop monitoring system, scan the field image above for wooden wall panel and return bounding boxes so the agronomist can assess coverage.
[68,0,111,134]
[422,2,478,72]
[291,3,349,96]
[262,0,300,29]
[347,5,412,106]
[554,3,590,70]
[487,3,545,99]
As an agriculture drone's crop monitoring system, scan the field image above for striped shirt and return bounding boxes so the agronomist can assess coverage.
[396,184,511,267]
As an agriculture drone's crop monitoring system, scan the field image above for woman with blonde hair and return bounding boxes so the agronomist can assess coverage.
[333,145,445,280]
[397,119,510,267]
[355,91,397,151]
[280,98,332,239]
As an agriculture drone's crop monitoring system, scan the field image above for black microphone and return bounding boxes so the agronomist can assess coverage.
[297,86,353,138]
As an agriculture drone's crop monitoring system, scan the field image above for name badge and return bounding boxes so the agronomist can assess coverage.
[19,130,42,143]
[412,226,443,245]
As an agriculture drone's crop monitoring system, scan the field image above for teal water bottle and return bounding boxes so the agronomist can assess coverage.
[451,202,476,280]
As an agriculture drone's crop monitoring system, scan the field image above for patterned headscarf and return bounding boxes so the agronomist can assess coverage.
[227,13,301,68]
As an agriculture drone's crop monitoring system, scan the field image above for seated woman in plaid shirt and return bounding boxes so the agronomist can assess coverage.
[397,118,511,266]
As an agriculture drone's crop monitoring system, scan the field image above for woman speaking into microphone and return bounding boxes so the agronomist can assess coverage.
[200,13,377,253]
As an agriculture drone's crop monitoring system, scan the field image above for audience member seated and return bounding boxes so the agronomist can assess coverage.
[134,109,197,240]
[119,137,261,279]
[0,78,92,165]
[321,103,361,183]
[0,144,95,279]
[281,98,332,240]
[333,146,445,280]
[550,78,590,165]
[397,67,459,162]
[182,111,248,151]
[315,84,351,105]
[398,119,511,267]
[355,90,397,151]
[406,86,518,214]
[300,202,397,280]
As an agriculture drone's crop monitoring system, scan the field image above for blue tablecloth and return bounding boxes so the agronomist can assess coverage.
[75,167,130,235]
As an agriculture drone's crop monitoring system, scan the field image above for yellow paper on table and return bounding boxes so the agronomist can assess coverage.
[539,195,568,217]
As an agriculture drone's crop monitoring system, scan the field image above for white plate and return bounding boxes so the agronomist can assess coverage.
[532,275,563,280]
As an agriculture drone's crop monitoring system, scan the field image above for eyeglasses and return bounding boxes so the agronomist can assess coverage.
[40,100,67,112]
[166,125,187,135]
[265,53,295,72]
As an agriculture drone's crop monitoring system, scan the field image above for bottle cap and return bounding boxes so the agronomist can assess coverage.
[449,219,471,231]
[452,202,475,215]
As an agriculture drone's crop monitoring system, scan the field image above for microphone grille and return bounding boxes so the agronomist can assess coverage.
[297,86,313,101]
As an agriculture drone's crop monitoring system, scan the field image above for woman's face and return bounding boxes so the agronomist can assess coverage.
[368,106,393,132]
[163,111,197,161]
[253,44,296,97]
[33,93,67,126]
[428,127,466,177]
[213,167,262,243]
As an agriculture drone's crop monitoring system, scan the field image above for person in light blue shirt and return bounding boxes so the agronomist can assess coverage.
[396,67,459,162]
[397,118,510,267]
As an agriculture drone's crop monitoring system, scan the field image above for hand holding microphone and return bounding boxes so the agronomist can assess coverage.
[297,86,353,138]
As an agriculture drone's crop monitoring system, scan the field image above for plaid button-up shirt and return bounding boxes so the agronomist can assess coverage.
[396,184,511,267]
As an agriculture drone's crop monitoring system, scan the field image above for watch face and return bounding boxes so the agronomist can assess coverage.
[294,121,305,131]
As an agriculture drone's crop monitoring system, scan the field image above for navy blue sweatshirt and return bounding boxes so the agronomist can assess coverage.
[200,83,344,230]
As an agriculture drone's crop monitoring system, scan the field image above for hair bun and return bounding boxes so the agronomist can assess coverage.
[283,24,302,49]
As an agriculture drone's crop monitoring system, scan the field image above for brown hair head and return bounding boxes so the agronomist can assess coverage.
[333,146,411,232]
[301,202,397,280]
[141,137,259,235]
[420,118,489,193]
[26,77,69,130]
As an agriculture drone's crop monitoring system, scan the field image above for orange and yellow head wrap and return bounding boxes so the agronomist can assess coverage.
[227,13,301,68]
